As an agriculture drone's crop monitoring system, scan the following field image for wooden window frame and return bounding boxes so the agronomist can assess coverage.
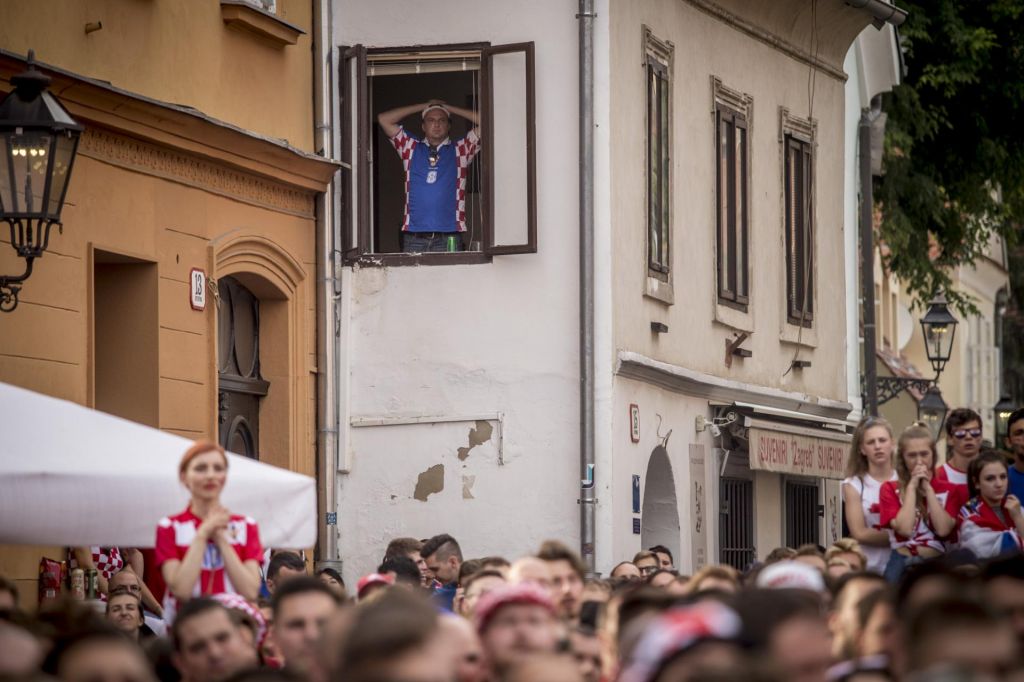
[645,28,673,282]
[780,107,816,329]
[339,41,537,267]
[715,103,750,311]
[784,135,814,326]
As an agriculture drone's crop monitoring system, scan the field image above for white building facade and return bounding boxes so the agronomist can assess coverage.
[329,0,898,581]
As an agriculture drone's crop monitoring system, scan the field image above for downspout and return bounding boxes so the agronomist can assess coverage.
[313,0,341,572]
[860,96,882,417]
[578,0,597,575]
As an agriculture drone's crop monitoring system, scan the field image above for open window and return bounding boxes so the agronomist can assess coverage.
[340,42,536,264]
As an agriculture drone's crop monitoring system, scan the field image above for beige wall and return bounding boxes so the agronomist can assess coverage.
[0,0,327,601]
[608,0,851,404]
[0,0,314,153]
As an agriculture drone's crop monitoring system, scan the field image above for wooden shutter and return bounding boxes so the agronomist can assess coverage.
[482,42,537,255]
[340,45,369,257]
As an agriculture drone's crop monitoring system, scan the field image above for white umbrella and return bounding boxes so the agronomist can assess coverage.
[0,382,316,548]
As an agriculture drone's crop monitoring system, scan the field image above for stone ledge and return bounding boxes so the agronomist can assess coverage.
[220,1,305,47]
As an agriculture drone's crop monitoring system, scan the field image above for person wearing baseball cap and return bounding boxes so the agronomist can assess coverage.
[377,98,481,253]
[473,582,561,679]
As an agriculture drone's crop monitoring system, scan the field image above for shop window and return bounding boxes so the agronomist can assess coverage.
[784,478,820,548]
[340,43,536,264]
[719,477,755,570]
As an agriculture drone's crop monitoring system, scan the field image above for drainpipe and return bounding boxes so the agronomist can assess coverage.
[578,0,597,575]
[313,0,341,573]
[860,96,882,417]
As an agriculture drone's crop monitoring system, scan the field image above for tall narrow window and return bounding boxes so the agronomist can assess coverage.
[716,105,749,309]
[647,55,670,278]
[784,135,813,325]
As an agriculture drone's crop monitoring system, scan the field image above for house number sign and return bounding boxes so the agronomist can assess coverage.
[190,268,207,311]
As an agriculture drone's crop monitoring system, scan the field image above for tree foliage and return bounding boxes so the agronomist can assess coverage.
[877,0,1024,313]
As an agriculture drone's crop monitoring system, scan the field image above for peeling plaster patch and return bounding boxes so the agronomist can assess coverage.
[413,464,445,501]
[462,475,476,499]
[457,420,494,461]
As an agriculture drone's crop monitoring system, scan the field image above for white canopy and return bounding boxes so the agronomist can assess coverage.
[0,382,317,548]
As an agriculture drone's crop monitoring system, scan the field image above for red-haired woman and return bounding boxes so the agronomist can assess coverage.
[155,441,262,620]
[957,450,1024,559]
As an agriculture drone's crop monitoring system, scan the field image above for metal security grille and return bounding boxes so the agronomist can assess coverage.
[785,480,820,548]
[719,477,755,570]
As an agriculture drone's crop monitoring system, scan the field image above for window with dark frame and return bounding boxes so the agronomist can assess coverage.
[715,104,749,310]
[339,42,537,266]
[646,53,670,279]
[784,135,814,326]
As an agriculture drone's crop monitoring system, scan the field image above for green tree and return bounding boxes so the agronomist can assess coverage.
[877,0,1024,314]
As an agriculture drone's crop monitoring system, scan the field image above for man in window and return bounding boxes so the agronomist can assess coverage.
[378,100,480,253]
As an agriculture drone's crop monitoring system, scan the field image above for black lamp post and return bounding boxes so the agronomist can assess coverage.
[918,386,949,443]
[868,294,960,406]
[994,395,1015,447]
[0,50,83,312]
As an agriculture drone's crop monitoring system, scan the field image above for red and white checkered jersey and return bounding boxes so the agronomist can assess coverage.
[68,546,125,601]
[935,461,968,486]
[155,507,262,620]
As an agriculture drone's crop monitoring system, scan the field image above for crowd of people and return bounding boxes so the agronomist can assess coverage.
[0,407,1022,682]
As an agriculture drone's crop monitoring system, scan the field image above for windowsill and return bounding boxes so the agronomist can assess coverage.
[220,1,306,47]
[779,321,818,348]
[349,252,492,267]
[713,300,754,334]
[645,275,674,305]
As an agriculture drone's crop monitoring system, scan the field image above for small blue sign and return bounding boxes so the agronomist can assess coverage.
[632,475,641,513]
[632,517,641,534]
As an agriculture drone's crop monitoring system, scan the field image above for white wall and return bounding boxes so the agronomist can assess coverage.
[333,0,583,582]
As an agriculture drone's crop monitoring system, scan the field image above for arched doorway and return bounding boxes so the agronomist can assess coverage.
[641,445,680,563]
[217,276,269,459]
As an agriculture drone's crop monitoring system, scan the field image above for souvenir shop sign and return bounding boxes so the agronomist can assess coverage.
[749,425,850,480]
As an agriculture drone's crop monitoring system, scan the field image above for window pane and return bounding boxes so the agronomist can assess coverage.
[786,141,795,315]
[659,75,670,268]
[735,124,746,298]
[804,145,813,315]
[490,50,530,247]
[648,66,660,269]
[717,113,731,297]
[727,120,738,296]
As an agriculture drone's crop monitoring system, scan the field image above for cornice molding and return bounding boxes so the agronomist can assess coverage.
[684,0,850,82]
[616,350,852,420]
[80,127,315,219]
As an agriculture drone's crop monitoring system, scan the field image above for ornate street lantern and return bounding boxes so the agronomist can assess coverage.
[865,293,960,409]
[994,395,1016,446]
[919,293,958,376]
[918,386,948,443]
[0,50,83,312]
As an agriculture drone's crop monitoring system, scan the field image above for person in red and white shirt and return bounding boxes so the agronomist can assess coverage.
[879,424,961,582]
[934,407,984,494]
[155,441,262,622]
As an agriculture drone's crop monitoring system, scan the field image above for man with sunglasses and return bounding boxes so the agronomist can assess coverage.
[378,99,481,253]
[935,408,985,495]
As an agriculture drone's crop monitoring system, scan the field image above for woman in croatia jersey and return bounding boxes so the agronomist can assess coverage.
[957,450,1024,559]
[878,424,959,582]
[841,416,898,573]
[155,441,262,620]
